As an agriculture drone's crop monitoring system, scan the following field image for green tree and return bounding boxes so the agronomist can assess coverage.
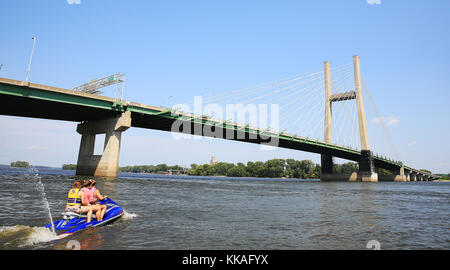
[226,164,247,177]
[265,159,285,178]
[10,161,29,168]
[334,162,358,174]
[62,164,77,170]
[214,162,233,176]
[246,161,266,177]
[376,168,393,176]
[156,164,168,172]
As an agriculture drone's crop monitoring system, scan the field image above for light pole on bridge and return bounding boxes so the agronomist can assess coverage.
[25,36,37,82]
[167,96,172,108]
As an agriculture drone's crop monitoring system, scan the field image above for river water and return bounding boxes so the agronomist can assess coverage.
[0,165,448,250]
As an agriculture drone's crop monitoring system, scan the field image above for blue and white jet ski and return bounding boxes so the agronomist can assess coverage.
[46,198,124,236]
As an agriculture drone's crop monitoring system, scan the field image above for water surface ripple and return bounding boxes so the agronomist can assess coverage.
[0,166,448,250]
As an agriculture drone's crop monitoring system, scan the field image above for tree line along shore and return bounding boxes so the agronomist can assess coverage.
[4,160,447,180]
[59,159,443,179]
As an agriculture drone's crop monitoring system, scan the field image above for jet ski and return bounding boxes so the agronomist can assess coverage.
[45,198,124,236]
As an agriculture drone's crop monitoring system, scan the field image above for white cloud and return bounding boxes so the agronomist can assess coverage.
[24,145,48,151]
[67,0,81,4]
[366,0,381,5]
[371,116,399,127]
[408,141,417,147]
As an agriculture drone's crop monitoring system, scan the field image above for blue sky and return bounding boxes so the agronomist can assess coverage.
[0,0,449,173]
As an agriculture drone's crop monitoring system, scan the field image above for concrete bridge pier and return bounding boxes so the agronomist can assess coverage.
[417,174,424,181]
[394,167,408,182]
[394,166,408,182]
[75,111,131,178]
[410,172,417,182]
[357,150,378,182]
[320,154,359,182]
[405,171,411,182]
[320,154,333,175]
[378,166,407,182]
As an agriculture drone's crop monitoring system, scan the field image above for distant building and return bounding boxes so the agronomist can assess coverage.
[210,156,218,166]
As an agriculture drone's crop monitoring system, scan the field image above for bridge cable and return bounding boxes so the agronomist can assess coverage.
[361,74,401,161]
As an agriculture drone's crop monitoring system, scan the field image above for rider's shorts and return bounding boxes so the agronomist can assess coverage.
[65,206,81,213]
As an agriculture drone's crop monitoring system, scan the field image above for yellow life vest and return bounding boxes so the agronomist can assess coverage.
[67,188,82,206]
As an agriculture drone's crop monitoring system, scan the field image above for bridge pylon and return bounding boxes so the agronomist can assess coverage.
[321,60,334,177]
[75,111,131,178]
[353,55,378,182]
[320,56,378,182]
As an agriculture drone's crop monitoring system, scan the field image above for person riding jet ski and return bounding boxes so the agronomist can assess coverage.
[65,180,93,223]
[46,180,124,236]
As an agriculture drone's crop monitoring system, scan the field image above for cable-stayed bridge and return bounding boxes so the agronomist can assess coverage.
[0,56,439,181]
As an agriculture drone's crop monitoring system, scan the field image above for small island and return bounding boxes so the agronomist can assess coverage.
[62,164,77,170]
[10,161,30,168]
